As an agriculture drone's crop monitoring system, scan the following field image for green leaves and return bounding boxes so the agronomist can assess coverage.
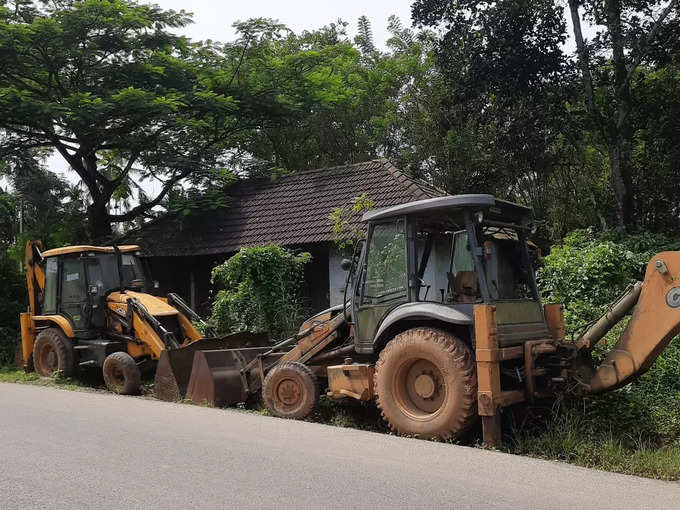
[209,244,311,341]
[537,229,643,332]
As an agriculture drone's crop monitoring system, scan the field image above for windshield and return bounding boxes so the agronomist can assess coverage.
[87,253,146,294]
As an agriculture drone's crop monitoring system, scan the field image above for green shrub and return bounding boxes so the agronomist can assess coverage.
[210,244,311,342]
[522,228,680,467]
[0,253,26,365]
[537,228,646,332]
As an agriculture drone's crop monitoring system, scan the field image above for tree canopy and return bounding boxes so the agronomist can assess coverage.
[0,0,679,244]
[0,0,238,240]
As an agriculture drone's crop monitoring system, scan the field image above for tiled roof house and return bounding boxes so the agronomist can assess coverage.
[127,159,443,313]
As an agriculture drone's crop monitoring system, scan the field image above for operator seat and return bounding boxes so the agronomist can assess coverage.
[454,271,478,303]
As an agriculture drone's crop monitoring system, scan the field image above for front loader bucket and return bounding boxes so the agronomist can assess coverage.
[154,332,268,402]
[185,347,271,407]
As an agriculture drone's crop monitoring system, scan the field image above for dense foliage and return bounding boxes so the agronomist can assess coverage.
[210,244,311,342]
[0,252,25,365]
[532,230,680,466]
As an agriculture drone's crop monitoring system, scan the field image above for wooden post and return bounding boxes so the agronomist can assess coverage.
[474,304,502,447]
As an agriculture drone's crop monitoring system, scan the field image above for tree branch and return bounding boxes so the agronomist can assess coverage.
[568,0,597,116]
[107,168,193,222]
[619,0,678,95]
[102,150,140,201]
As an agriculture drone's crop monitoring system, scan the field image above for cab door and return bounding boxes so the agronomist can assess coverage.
[59,256,90,333]
[354,219,408,351]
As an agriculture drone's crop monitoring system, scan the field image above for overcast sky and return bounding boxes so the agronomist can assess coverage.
[156,0,415,48]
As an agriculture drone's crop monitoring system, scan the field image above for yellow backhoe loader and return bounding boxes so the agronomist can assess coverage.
[19,241,265,394]
[151,194,680,446]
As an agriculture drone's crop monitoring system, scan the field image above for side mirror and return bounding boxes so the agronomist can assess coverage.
[341,258,352,271]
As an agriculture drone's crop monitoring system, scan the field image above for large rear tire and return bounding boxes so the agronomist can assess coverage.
[374,327,477,439]
[33,328,75,377]
[263,362,319,419]
[103,352,141,395]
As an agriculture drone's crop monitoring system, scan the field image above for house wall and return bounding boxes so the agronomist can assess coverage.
[328,246,349,307]
[144,243,333,320]
[146,255,219,316]
[298,243,331,314]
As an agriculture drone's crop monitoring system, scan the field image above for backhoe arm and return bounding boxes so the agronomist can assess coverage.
[578,252,680,393]
[24,240,44,315]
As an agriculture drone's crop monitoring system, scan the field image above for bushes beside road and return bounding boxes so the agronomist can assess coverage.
[512,229,680,479]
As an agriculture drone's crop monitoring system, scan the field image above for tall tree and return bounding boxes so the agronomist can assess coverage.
[0,0,238,241]
[221,19,403,173]
[568,0,679,228]
[410,1,577,216]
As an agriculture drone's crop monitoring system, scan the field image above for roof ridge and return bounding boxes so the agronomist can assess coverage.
[235,159,388,186]
[383,161,445,200]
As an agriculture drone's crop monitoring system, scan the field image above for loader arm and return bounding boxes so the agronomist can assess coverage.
[576,252,680,393]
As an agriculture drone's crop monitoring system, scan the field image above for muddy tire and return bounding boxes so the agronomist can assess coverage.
[33,328,75,377]
[374,327,477,439]
[263,362,319,419]
[103,352,141,395]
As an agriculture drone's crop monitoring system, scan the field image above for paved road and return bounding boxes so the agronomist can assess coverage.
[1,384,679,510]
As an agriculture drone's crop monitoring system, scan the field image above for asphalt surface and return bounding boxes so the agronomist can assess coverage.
[1,383,679,510]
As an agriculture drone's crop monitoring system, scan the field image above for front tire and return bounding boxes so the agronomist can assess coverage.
[374,327,477,439]
[33,328,75,377]
[262,362,319,419]
[103,352,141,395]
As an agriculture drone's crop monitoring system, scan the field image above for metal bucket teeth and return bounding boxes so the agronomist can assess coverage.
[154,332,268,402]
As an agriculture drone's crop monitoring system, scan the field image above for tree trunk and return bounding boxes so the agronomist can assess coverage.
[88,201,113,244]
[607,135,634,229]
[605,0,635,229]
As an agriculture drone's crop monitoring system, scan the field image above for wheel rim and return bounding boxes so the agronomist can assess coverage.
[392,358,447,419]
[39,343,58,375]
[110,365,126,388]
[275,377,302,408]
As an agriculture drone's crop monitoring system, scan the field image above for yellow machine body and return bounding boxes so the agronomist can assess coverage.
[19,240,204,370]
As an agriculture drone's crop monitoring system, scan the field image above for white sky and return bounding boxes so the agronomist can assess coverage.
[156,0,414,47]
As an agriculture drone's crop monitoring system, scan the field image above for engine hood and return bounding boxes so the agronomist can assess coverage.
[107,291,178,317]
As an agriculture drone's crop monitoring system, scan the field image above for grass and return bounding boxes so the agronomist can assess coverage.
[3,365,679,480]
[506,406,680,480]
[0,366,152,393]
[0,366,84,390]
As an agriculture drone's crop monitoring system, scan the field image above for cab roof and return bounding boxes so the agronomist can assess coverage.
[42,245,140,258]
[362,194,532,225]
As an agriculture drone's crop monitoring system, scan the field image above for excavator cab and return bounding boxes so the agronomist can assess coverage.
[350,195,546,354]
[39,246,147,336]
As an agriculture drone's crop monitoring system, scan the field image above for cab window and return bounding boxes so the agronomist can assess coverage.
[361,220,407,305]
[43,257,58,314]
[61,258,86,302]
